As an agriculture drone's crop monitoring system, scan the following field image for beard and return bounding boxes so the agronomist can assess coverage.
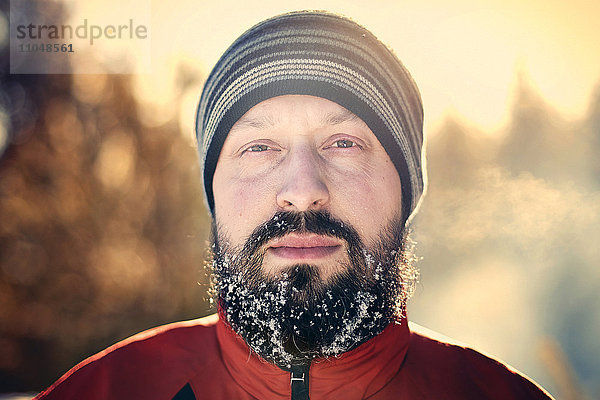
[211,210,418,369]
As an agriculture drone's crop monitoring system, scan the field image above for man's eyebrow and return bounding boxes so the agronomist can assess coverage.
[322,109,360,125]
[230,115,277,131]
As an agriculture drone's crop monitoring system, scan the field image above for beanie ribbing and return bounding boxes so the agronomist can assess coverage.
[196,10,426,224]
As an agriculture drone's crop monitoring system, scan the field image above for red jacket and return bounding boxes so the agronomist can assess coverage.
[35,314,554,399]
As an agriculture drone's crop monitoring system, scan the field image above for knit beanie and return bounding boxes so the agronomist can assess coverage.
[196,10,426,224]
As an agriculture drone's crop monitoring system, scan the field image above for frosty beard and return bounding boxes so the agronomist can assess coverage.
[211,210,418,369]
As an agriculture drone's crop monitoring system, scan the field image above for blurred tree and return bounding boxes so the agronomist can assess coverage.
[0,0,212,393]
[583,83,600,187]
[412,74,600,400]
[426,116,495,189]
[498,73,590,186]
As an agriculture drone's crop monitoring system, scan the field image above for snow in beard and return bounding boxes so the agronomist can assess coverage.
[211,211,418,368]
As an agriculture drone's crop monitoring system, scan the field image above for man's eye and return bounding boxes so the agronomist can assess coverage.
[332,139,356,148]
[246,144,270,152]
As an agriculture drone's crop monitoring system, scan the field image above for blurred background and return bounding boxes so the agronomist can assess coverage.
[1,0,598,399]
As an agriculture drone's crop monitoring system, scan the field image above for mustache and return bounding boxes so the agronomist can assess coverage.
[238,210,363,261]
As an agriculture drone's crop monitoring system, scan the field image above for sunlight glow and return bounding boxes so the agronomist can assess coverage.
[139,0,599,135]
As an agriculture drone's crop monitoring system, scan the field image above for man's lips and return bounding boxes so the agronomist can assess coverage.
[267,234,343,260]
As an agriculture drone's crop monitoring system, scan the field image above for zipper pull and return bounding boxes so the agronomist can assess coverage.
[290,363,310,400]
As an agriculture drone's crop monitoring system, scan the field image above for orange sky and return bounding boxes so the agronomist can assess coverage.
[66,0,600,135]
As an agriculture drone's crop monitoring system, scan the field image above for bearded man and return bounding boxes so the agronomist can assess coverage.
[36,11,554,400]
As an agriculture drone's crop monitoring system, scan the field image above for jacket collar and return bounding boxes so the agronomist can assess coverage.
[216,316,410,399]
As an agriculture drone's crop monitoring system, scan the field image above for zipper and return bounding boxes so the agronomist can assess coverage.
[290,363,311,400]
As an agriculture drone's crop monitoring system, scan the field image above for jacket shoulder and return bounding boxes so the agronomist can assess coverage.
[35,314,220,400]
[397,322,554,400]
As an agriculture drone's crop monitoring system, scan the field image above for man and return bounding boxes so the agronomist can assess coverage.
[36,11,554,400]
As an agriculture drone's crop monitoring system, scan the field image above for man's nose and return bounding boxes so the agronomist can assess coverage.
[276,147,330,212]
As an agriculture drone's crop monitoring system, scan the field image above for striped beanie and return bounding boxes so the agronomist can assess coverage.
[196,10,426,224]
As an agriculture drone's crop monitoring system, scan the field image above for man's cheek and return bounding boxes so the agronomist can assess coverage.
[234,181,270,211]
[332,178,376,212]
[223,182,275,238]
[339,184,389,240]
[235,173,281,205]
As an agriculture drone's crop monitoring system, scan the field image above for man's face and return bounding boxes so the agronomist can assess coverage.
[213,95,404,280]
[209,95,417,367]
